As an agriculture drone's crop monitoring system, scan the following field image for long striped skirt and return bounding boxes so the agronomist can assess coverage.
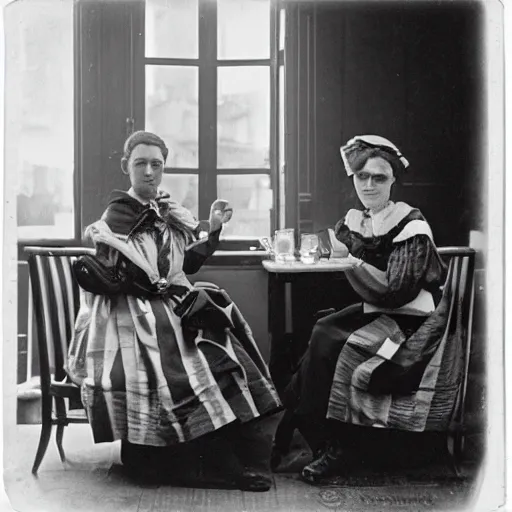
[66,290,281,446]
[282,305,426,438]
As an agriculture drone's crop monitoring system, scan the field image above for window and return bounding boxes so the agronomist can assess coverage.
[9,1,75,240]
[143,0,284,240]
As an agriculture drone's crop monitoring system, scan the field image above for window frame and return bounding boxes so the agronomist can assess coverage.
[16,0,287,256]
[135,0,284,249]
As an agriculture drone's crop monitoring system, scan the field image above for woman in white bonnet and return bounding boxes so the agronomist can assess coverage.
[279,135,447,484]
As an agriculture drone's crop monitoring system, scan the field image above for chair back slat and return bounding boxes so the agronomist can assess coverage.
[29,255,54,388]
[437,256,464,382]
[429,247,476,429]
[25,246,95,386]
[47,256,67,379]
[56,256,75,344]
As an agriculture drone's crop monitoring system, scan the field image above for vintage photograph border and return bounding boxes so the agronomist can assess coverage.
[0,0,508,510]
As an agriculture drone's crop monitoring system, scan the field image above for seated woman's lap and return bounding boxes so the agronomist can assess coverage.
[282,305,375,416]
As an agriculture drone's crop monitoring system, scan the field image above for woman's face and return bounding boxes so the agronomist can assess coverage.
[122,144,165,201]
[353,156,395,211]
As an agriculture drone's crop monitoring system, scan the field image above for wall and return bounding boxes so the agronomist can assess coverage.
[293,1,485,248]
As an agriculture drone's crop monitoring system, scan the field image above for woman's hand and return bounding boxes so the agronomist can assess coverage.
[345,253,364,268]
[209,199,233,232]
[156,190,171,200]
[154,189,173,211]
[155,189,173,206]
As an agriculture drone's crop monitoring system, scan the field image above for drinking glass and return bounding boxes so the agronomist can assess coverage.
[299,233,319,264]
[274,229,295,262]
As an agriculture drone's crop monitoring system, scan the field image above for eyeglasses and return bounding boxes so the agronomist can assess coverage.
[354,172,391,185]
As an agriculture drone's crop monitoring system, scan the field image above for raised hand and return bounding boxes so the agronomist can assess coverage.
[209,199,233,232]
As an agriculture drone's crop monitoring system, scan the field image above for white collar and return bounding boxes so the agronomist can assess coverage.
[366,201,394,219]
[345,202,414,238]
[363,202,399,237]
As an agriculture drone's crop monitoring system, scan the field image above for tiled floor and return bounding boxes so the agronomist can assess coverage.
[3,424,482,512]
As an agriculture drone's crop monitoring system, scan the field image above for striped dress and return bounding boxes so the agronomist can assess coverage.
[283,201,453,434]
[66,191,281,447]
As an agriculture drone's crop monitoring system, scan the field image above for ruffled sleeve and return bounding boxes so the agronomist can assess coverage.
[384,234,446,308]
[345,234,446,309]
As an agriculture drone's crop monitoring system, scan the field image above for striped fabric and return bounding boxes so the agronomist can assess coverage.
[66,220,281,447]
[70,290,281,446]
[326,251,475,432]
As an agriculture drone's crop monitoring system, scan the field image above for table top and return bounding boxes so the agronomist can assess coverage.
[262,258,356,273]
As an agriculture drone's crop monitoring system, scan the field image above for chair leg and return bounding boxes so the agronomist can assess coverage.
[54,397,68,462]
[446,432,462,478]
[56,425,66,462]
[453,431,465,460]
[271,410,296,471]
[32,394,53,475]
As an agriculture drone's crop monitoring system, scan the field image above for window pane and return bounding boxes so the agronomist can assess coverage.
[217,67,270,168]
[159,174,199,219]
[146,0,198,59]
[146,66,199,168]
[279,9,285,51]
[217,175,271,237]
[218,0,270,59]
[9,1,74,239]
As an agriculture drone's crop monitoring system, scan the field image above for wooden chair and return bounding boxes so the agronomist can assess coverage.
[25,246,222,475]
[436,247,476,472]
[25,246,95,475]
[272,246,476,475]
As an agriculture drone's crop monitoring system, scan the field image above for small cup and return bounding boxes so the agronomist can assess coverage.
[274,229,295,262]
[299,233,319,264]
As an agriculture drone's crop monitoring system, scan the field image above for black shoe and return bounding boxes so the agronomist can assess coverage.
[300,442,346,484]
[237,471,273,492]
[114,462,166,486]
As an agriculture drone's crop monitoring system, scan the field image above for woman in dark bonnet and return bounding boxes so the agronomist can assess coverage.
[279,135,447,484]
[67,131,281,491]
